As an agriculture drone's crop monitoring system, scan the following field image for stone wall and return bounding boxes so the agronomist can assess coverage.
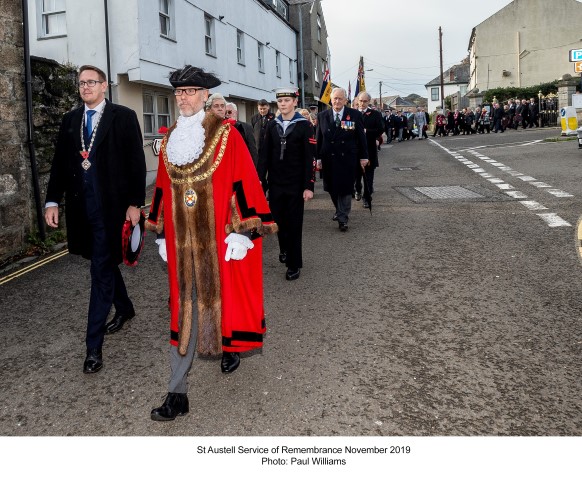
[0,1,29,261]
[0,2,79,263]
[31,57,79,194]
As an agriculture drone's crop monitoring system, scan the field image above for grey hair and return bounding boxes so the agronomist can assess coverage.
[357,91,371,101]
[331,87,347,98]
[225,102,237,111]
[205,93,225,109]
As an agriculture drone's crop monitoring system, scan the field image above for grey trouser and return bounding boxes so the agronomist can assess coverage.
[168,290,199,394]
[331,193,352,223]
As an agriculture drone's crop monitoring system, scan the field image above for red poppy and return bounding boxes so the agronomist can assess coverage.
[158,126,168,134]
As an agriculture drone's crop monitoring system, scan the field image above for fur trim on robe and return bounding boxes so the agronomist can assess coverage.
[147,112,277,356]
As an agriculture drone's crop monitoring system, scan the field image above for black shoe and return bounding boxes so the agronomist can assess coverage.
[221,352,240,374]
[285,268,300,281]
[83,348,103,374]
[279,252,287,264]
[355,192,362,201]
[105,308,135,335]
[150,392,189,421]
[363,201,370,209]
[339,222,348,232]
[332,214,338,221]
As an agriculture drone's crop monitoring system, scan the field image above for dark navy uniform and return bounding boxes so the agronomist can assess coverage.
[259,113,315,272]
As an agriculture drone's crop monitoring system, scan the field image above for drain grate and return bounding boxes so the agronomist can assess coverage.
[414,185,483,199]
[393,166,420,171]
[393,185,513,203]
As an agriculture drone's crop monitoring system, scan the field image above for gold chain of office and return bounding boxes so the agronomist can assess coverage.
[162,124,230,184]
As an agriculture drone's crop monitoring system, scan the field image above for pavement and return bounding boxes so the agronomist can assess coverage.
[1,126,581,440]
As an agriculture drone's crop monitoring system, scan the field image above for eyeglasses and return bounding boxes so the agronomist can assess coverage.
[226,110,233,114]
[78,80,104,88]
[173,87,205,96]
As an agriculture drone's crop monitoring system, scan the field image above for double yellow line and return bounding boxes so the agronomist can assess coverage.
[0,249,69,286]
[0,201,153,286]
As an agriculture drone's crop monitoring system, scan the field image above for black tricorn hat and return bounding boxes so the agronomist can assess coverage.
[169,65,221,89]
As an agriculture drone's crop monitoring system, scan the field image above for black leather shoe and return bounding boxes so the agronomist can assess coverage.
[221,352,240,374]
[279,251,287,263]
[339,222,348,232]
[332,214,338,222]
[105,308,135,335]
[363,200,370,209]
[285,268,300,281]
[150,392,189,421]
[83,349,103,374]
[355,192,361,201]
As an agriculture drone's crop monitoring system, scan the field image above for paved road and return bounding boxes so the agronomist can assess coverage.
[1,126,581,438]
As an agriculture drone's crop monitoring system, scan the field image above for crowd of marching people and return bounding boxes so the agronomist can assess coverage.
[380,96,541,141]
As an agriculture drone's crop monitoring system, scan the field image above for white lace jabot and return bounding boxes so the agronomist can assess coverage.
[166,110,206,166]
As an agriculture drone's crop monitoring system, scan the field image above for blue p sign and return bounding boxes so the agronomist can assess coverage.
[570,49,582,62]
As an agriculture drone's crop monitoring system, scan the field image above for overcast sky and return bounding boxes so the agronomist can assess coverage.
[321,0,514,99]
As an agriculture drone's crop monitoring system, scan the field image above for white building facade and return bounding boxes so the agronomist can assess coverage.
[29,0,298,178]
[468,0,582,93]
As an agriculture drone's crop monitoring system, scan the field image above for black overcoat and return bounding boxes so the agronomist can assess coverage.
[361,108,384,168]
[259,116,316,193]
[46,100,146,264]
[316,107,368,196]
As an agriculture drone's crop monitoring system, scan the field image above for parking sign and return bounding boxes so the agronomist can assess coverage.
[570,49,582,62]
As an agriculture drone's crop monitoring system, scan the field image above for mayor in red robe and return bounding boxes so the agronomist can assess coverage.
[146,66,277,421]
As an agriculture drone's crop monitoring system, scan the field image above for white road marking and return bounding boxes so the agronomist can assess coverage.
[430,139,573,230]
[520,200,548,210]
[546,189,574,198]
[530,182,552,188]
[504,191,528,199]
[536,213,571,227]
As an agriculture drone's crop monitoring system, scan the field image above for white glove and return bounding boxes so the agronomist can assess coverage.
[155,238,167,262]
[224,233,254,261]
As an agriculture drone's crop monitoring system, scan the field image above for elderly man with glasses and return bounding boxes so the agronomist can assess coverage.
[147,65,277,421]
[225,102,258,169]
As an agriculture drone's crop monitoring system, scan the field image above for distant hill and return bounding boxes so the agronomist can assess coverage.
[405,94,428,107]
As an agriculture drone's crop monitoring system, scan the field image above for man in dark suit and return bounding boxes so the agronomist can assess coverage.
[251,99,275,159]
[354,91,384,208]
[45,65,146,374]
[316,87,368,232]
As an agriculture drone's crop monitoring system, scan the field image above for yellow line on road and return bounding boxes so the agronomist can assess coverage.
[0,199,152,286]
[0,249,69,286]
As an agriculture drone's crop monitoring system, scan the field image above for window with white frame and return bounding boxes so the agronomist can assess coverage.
[159,0,175,39]
[38,0,66,37]
[258,42,265,73]
[289,58,294,83]
[314,55,319,85]
[275,51,281,78]
[143,92,171,137]
[431,87,439,102]
[205,15,215,56]
[236,30,245,65]
[317,14,322,42]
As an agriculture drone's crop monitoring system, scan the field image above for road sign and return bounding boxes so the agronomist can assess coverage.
[570,49,582,62]
[575,61,582,73]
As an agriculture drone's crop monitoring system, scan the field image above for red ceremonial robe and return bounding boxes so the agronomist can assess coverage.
[147,113,277,356]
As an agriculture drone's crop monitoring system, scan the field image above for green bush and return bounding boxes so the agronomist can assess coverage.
[483,81,558,103]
